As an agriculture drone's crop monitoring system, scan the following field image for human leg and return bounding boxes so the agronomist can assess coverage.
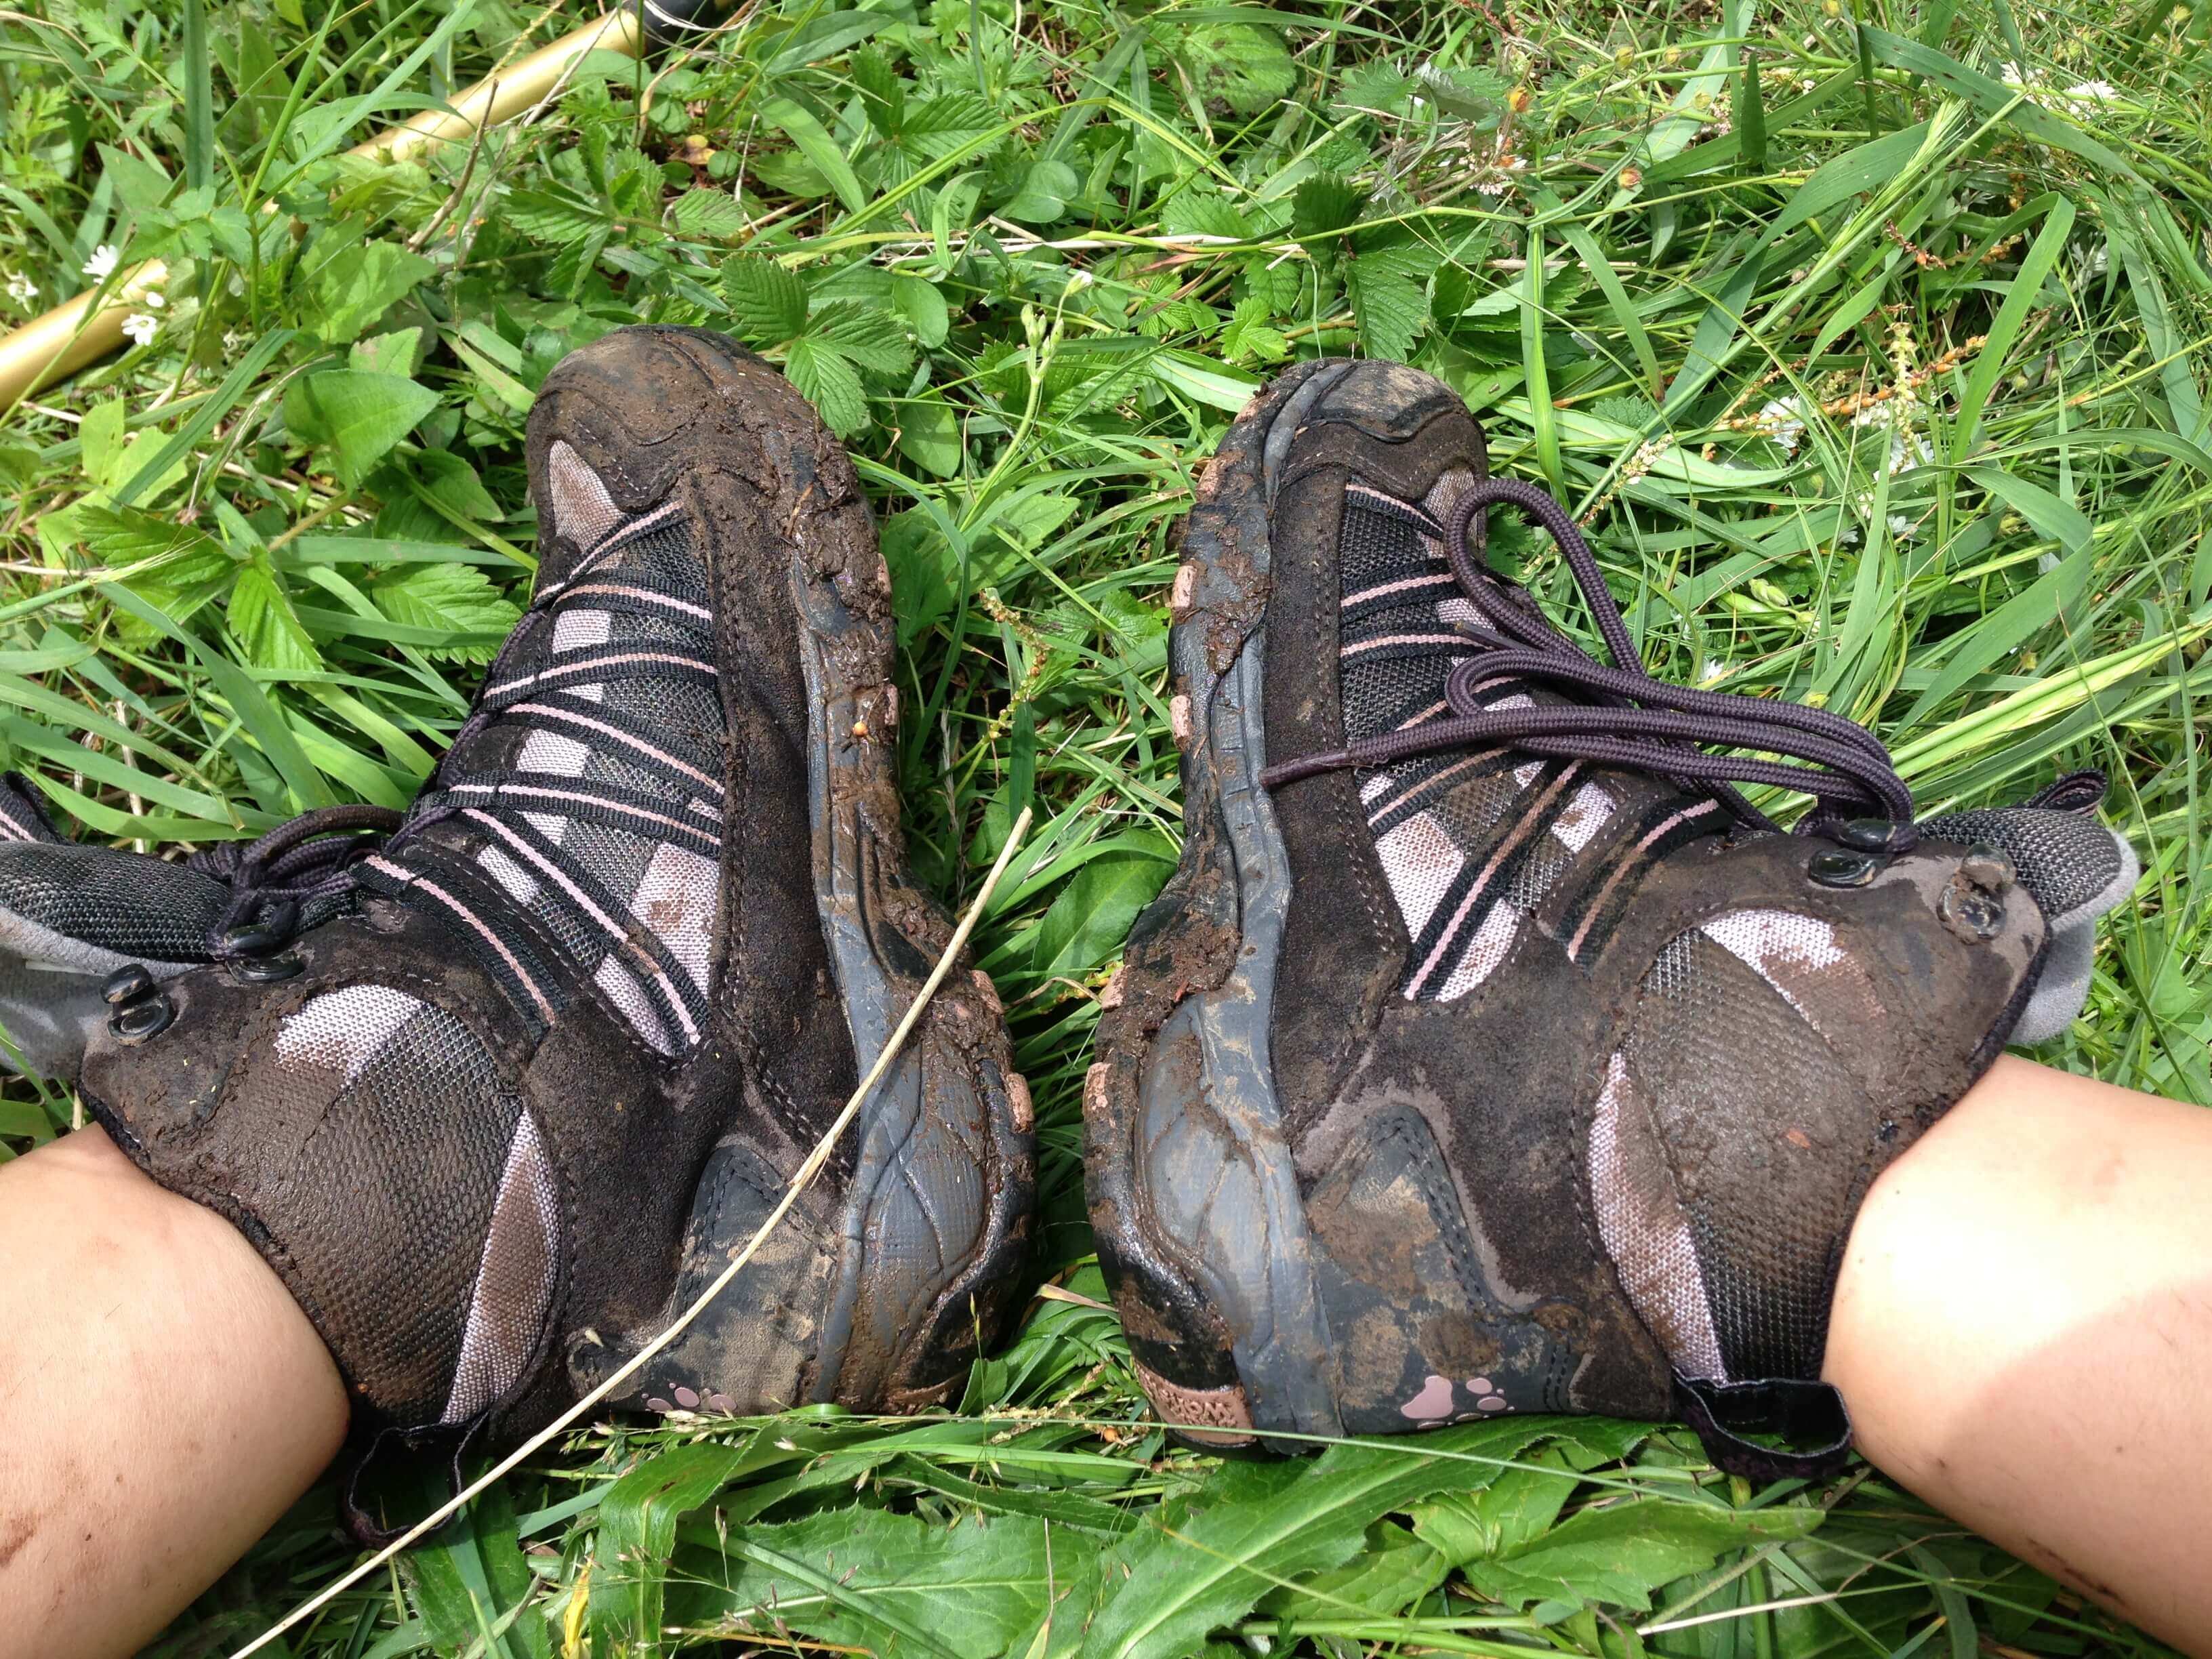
[1828,1053,2212,1654]
[0,1128,348,1659]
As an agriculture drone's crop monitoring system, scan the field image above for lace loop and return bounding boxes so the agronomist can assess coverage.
[199,803,408,956]
[1259,476,1918,847]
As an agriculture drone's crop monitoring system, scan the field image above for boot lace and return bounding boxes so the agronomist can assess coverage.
[1259,476,1919,851]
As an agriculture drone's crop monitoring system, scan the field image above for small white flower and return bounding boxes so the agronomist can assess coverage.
[2062,80,2118,102]
[4,272,36,304]
[120,312,158,348]
[2000,62,2046,91]
[83,244,120,281]
[1757,395,1805,454]
[1887,512,1919,541]
[1698,659,1727,684]
[143,289,165,309]
[1837,526,1862,548]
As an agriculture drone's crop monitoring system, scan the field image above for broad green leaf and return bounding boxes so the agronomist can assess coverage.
[1952,197,2076,459]
[1172,22,1297,115]
[893,274,952,347]
[226,562,321,674]
[283,371,441,488]
[721,255,808,345]
[349,326,424,377]
[1029,836,1174,977]
[304,240,435,346]
[1004,159,1080,224]
[787,337,870,436]
[1254,1521,1452,1622]
[593,1440,752,1643]
[1734,49,1767,171]
[369,564,521,663]
[763,96,869,213]
[1080,1416,1553,1659]
[1455,1494,1824,1610]
[1772,121,1933,237]
[897,394,964,477]
[1969,465,2094,557]
[669,1507,1075,1658]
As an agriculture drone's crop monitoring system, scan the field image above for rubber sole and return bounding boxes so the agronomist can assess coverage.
[1086,359,1366,1447]
[571,328,1035,1416]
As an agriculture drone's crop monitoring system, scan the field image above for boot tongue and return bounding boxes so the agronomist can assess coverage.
[1334,472,1486,747]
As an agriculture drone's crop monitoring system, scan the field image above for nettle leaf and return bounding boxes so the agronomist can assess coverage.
[1293,171,1368,242]
[1346,258,1430,360]
[670,186,750,241]
[1241,255,1303,315]
[228,562,321,673]
[501,186,610,243]
[303,240,434,346]
[1220,295,1290,365]
[283,371,441,488]
[70,504,228,577]
[1417,61,1511,121]
[853,45,905,135]
[1172,22,1298,115]
[720,256,808,346]
[903,93,1000,160]
[1162,186,1252,242]
[785,337,869,437]
[369,564,521,663]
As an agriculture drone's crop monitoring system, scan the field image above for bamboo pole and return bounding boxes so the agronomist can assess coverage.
[0,7,644,411]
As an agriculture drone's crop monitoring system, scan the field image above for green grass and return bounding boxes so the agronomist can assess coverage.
[2,0,2209,1652]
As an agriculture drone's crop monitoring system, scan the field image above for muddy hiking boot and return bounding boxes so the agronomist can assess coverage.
[7,327,1033,1515]
[1086,359,2138,1475]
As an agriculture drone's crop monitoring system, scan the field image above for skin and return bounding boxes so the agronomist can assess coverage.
[1,1059,2208,1656]
[1826,1054,2212,1653]
[0,1128,347,1659]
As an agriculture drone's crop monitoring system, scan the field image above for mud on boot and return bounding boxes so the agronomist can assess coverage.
[1086,359,2136,1474]
[57,327,1033,1517]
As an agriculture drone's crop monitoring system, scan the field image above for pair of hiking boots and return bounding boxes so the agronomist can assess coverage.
[1,331,2136,1519]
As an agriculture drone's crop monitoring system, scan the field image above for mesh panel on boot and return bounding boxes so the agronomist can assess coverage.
[444,1110,560,1422]
[259,988,535,1419]
[1611,926,1874,1382]
[1919,806,2127,922]
[0,843,226,966]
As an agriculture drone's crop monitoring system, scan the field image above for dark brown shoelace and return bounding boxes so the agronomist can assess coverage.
[1260,476,1920,851]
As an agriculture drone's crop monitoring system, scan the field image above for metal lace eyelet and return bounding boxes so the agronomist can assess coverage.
[227,952,304,984]
[102,963,155,1006]
[109,994,174,1044]
[1830,817,1901,853]
[1809,848,1881,888]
